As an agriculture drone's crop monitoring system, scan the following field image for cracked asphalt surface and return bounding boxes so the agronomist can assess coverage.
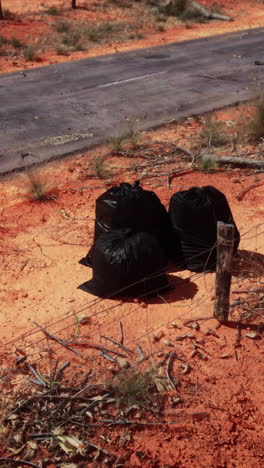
[0,27,264,174]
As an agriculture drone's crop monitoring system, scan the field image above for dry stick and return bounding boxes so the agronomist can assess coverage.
[101,335,134,355]
[99,419,182,426]
[33,322,82,358]
[166,351,176,390]
[236,179,264,201]
[0,458,40,468]
[118,320,124,345]
[136,344,146,362]
[232,289,264,294]
[214,155,264,170]
[68,341,127,358]
[101,352,118,364]
[86,442,111,456]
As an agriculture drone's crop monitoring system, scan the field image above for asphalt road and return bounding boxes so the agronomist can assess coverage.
[0,27,264,174]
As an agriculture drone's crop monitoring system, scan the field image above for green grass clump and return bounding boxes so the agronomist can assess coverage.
[23,45,38,61]
[11,37,24,49]
[247,95,264,141]
[0,35,9,46]
[91,155,110,179]
[56,46,69,56]
[199,116,228,148]
[62,31,81,46]
[53,21,71,33]
[197,155,218,173]
[46,7,59,16]
[110,133,128,152]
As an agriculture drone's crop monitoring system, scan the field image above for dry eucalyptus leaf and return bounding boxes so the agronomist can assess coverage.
[57,434,84,454]
[180,364,190,374]
[13,434,22,443]
[61,464,78,468]
[245,332,258,339]
[7,414,18,420]
[27,440,38,450]
[163,339,174,347]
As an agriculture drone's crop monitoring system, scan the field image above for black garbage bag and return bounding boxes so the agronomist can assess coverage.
[78,229,169,298]
[169,186,240,272]
[79,181,172,267]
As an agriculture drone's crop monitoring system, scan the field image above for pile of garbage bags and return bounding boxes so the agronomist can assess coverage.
[78,181,240,298]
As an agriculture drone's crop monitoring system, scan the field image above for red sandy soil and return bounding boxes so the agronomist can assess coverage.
[0,105,263,466]
[0,0,264,74]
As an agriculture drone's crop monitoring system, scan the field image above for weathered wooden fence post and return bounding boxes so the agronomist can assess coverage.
[214,221,234,322]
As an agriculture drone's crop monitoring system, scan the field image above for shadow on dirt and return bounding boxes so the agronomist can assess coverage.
[113,276,199,304]
[232,249,264,279]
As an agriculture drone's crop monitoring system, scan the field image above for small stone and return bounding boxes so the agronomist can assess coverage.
[152,331,164,343]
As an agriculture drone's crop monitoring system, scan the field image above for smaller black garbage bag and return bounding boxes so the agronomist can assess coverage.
[169,186,240,272]
[204,186,240,253]
[78,229,169,298]
[79,180,172,267]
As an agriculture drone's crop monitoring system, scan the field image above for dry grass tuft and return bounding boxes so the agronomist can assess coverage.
[247,95,264,141]
[199,116,228,148]
[24,168,58,202]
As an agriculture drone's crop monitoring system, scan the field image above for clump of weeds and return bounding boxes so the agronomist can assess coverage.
[23,45,39,61]
[24,167,58,202]
[199,116,228,148]
[246,95,264,141]
[90,154,111,179]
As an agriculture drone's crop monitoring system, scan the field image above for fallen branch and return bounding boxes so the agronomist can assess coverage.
[101,334,134,354]
[232,289,264,294]
[68,341,127,358]
[191,1,233,21]
[209,155,264,170]
[235,178,264,201]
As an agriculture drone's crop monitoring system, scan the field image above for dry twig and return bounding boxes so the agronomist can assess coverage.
[33,322,82,357]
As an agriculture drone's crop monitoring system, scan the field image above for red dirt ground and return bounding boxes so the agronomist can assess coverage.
[0,0,264,73]
[1,3,264,463]
[0,104,263,465]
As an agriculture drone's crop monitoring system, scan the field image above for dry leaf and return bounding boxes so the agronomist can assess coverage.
[180,364,190,374]
[56,434,84,454]
[61,464,78,468]
[27,440,38,450]
[245,332,258,339]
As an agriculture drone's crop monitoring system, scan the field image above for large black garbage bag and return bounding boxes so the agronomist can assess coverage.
[78,229,169,298]
[80,181,172,267]
[169,186,240,272]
